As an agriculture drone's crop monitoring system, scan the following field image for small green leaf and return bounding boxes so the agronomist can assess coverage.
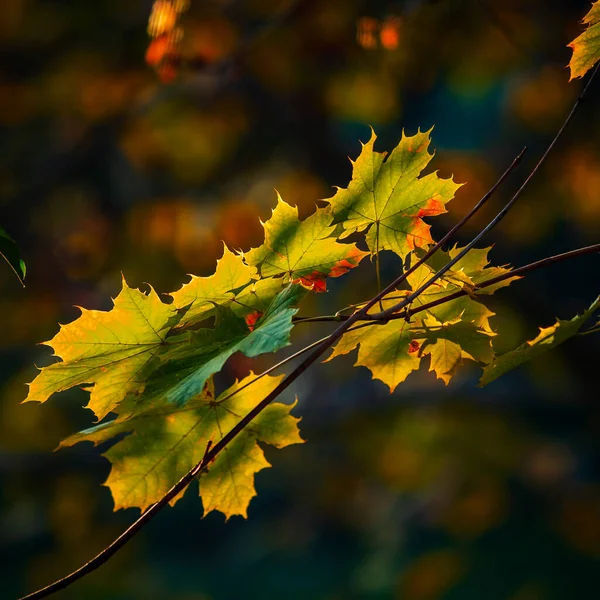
[480,296,600,386]
[0,225,26,286]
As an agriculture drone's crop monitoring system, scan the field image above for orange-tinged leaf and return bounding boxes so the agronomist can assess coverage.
[325,128,462,260]
[568,1,600,80]
[60,373,303,518]
[245,194,367,285]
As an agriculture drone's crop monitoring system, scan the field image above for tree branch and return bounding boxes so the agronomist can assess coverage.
[19,63,599,600]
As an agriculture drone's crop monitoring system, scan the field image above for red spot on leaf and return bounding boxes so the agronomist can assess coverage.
[244,311,262,331]
[408,340,420,354]
[293,272,327,292]
[416,139,429,153]
[292,249,367,292]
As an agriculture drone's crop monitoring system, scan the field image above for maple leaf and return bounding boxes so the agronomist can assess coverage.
[61,373,303,518]
[171,244,257,327]
[480,296,600,386]
[326,264,496,390]
[26,280,298,420]
[244,194,367,291]
[110,283,300,410]
[568,1,600,80]
[25,278,181,420]
[325,128,462,261]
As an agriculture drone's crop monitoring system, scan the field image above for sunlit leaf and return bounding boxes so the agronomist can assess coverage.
[245,194,367,290]
[325,128,462,261]
[568,1,600,80]
[171,244,257,327]
[480,296,600,385]
[326,264,495,390]
[61,373,303,518]
[418,245,520,294]
[26,280,298,420]
[25,278,181,420]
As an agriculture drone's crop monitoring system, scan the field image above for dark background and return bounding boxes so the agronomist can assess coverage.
[1,0,599,598]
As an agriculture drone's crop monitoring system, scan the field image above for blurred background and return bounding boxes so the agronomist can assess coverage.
[1,0,600,598]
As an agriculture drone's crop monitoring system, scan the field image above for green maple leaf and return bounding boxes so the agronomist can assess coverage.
[26,280,298,419]
[25,279,181,420]
[1,225,26,286]
[153,285,299,407]
[244,194,367,291]
[325,128,462,261]
[568,1,600,80]
[480,296,600,386]
[326,264,496,390]
[171,244,257,327]
[61,373,303,518]
[231,276,291,316]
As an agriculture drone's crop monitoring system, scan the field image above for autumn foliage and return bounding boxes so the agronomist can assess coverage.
[25,126,599,520]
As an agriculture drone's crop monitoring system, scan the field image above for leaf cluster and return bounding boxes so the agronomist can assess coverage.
[22,1,600,525]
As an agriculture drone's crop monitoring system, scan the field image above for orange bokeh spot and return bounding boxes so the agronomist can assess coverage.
[380,17,401,50]
[356,17,378,49]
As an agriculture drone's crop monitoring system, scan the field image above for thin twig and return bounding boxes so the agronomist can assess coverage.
[20,64,598,600]
[215,334,331,405]
[295,243,600,325]
[19,439,215,600]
